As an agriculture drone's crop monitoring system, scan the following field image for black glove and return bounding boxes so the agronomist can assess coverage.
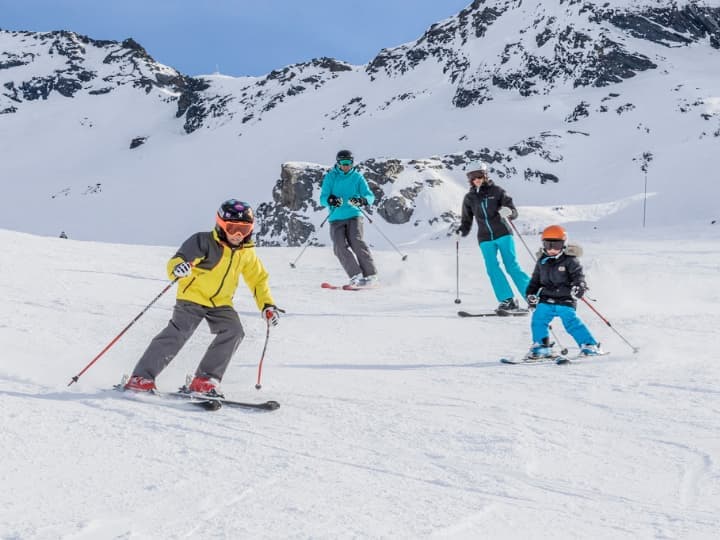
[571,283,587,299]
[262,304,280,327]
[349,197,368,207]
[327,195,342,208]
[526,294,539,308]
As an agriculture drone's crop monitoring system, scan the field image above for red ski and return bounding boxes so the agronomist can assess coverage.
[321,282,358,291]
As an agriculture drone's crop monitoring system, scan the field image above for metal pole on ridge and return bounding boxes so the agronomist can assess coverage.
[359,207,408,261]
[67,278,180,386]
[289,214,330,269]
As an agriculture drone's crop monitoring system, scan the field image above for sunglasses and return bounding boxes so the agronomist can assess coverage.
[337,159,353,166]
[468,172,487,180]
[216,215,253,237]
[543,239,564,251]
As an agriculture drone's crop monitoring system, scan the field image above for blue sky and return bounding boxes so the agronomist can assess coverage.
[1,0,471,76]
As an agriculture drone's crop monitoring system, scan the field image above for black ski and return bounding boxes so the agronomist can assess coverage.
[502,351,610,365]
[500,354,565,365]
[458,309,529,318]
[169,391,280,411]
[112,384,279,411]
[555,351,610,365]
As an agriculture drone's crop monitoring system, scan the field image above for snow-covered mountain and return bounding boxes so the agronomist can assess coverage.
[1,0,719,245]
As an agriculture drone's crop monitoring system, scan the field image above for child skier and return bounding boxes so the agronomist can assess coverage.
[525,225,602,358]
[124,199,280,395]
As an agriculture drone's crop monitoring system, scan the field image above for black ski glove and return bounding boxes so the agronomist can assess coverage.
[327,195,342,208]
[349,197,368,207]
[571,283,587,299]
[262,304,280,327]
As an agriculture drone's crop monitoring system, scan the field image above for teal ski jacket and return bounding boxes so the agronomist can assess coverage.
[319,165,375,222]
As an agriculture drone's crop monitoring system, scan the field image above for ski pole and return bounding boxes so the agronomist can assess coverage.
[359,207,408,261]
[454,238,461,304]
[255,321,271,390]
[255,307,285,390]
[550,327,568,356]
[580,297,639,353]
[67,278,179,386]
[289,214,330,268]
[506,217,536,262]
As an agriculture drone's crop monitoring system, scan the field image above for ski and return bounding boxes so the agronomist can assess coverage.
[169,390,280,411]
[321,282,356,291]
[321,282,378,291]
[501,351,610,365]
[500,354,565,365]
[112,384,279,411]
[555,351,611,365]
[458,309,529,318]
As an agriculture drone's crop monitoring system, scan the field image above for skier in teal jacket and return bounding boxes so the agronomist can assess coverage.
[319,149,378,287]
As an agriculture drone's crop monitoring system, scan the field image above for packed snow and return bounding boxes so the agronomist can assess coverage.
[1,220,719,539]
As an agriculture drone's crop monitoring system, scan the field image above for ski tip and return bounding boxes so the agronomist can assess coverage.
[197,399,223,411]
[495,309,530,317]
[264,400,281,410]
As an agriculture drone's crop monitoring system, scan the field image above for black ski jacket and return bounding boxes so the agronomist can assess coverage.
[526,252,587,308]
[458,181,518,243]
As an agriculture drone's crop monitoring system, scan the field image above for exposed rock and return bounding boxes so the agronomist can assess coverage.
[129,137,147,149]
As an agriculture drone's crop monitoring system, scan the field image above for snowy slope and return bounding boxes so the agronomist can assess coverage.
[1,222,719,539]
[1,1,719,245]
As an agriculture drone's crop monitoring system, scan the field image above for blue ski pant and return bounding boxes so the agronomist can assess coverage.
[531,303,596,346]
[478,235,530,302]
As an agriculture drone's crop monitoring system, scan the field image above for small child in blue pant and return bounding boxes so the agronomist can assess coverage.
[525,225,602,358]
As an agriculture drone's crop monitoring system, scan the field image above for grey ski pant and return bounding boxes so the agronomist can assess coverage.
[330,217,377,278]
[131,300,244,381]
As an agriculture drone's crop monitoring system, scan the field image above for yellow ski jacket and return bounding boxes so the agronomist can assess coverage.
[166,230,274,310]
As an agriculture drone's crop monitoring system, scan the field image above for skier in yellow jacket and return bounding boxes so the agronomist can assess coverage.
[124,199,280,395]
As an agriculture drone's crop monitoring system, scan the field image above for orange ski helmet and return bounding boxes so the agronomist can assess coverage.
[541,225,567,253]
[541,225,567,241]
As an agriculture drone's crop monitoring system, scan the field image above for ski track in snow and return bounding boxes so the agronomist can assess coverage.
[1,227,720,539]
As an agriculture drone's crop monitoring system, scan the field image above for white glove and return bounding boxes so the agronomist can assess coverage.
[498,207,513,219]
[172,261,192,278]
[262,304,280,327]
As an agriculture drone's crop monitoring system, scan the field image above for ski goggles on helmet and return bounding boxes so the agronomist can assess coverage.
[337,159,353,166]
[467,171,487,180]
[542,239,565,251]
[216,215,253,237]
